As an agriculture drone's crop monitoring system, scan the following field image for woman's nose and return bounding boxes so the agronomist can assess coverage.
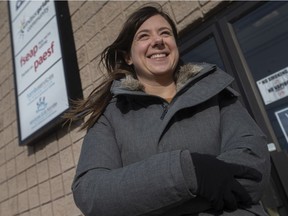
[152,36,164,47]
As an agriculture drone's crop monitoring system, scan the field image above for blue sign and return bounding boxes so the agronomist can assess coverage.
[275,107,288,145]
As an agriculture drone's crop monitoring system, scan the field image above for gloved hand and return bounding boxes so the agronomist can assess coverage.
[191,153,262,211]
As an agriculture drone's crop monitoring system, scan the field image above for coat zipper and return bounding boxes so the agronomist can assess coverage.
[160,103,169,120]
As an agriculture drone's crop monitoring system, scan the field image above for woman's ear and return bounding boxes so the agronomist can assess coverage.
[124,52,133,65]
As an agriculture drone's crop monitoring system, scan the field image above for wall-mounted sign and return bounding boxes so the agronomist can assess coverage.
[8,0,82,145]
[275,107,288,145]
[256,67,288,105]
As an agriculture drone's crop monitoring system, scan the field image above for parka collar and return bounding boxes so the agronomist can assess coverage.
[110,63,214,96]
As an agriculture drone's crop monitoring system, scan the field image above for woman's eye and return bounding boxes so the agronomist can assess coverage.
[137,34,149,40]
[161,31,172,36]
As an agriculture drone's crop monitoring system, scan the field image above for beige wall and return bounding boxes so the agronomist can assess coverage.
[0,1,229,215]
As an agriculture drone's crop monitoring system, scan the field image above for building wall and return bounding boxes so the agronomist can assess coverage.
[0,1,230,215]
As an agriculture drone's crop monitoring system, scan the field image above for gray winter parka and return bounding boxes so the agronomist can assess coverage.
[72,63,270,216]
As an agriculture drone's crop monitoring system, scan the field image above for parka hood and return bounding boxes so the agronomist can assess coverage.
[111,63,213,95]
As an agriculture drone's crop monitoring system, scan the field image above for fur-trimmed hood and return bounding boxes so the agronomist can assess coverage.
[113,63,210,94]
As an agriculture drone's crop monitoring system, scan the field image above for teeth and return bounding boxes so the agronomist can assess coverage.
[150,53,166,59]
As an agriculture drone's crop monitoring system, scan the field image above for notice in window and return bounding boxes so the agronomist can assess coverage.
[257,67,288,105]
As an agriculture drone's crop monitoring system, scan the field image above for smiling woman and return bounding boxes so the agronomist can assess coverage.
[126,15,179,98]
[64,3,270,216]
[63,4,181,129]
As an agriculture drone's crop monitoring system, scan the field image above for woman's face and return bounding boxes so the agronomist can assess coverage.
[126,15,179,85]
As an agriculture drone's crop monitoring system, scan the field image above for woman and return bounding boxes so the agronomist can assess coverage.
[66,4,270,216]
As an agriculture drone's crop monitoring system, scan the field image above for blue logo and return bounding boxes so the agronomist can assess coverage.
[36,96,47,113]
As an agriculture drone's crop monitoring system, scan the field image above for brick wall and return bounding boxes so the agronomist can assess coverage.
[0,1,229,215]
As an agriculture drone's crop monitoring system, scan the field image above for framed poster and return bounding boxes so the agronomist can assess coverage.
[8,0,82,145]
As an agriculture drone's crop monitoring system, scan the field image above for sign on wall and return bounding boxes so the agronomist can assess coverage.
[8,0,82,145]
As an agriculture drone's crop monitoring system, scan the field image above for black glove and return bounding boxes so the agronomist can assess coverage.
[191,153,262,211]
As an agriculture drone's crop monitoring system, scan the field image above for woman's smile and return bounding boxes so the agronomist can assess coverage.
[148,52,170,64]
[150,53,167,59]
[149,53,167,59]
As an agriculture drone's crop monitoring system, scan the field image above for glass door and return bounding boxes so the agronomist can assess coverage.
[232,2,288,151]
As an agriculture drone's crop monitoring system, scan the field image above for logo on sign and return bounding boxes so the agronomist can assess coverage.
[16,0,25,11]
[36,97,47,113]
[20,41,55,72]
[18,18,26,39]
[34,41,54,72]
[17,0,50,39]
[20,45,38,67]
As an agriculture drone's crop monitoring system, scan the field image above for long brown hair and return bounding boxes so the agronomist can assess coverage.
[63,3,179,130]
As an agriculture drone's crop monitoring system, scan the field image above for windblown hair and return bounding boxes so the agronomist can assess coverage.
[63,3,179,130]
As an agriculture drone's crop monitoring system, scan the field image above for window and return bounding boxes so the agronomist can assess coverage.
[233,2,288,151]
[180,1,288,151]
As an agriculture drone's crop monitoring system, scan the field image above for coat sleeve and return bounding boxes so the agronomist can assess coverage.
[71,113,196,216]
[217,89,271,203]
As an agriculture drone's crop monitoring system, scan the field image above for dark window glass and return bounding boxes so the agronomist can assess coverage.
[181,37,225,70]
